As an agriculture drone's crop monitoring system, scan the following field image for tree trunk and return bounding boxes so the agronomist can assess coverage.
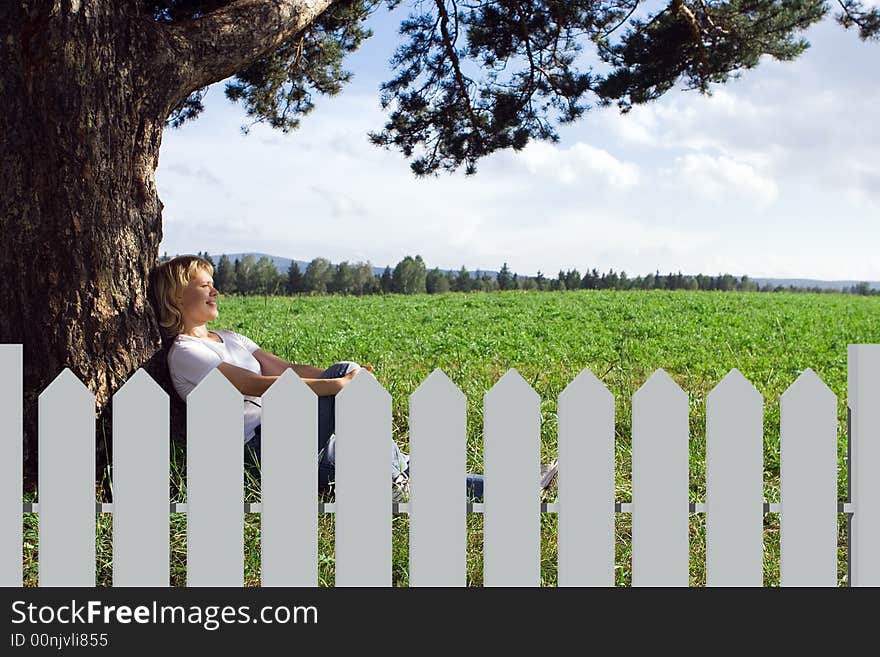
[1,0,337,490]
[0,2,180,488]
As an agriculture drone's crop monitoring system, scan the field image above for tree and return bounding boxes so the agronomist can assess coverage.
[425,267,449,294]
[235,254,257,294]
[3,0,876,480]
[216,254,237,293]
[286,261,304,294]
[535,271,547,291]
[254,256,282,294]
[497,263,512,291]
[352,261,378,295]
[392,255,427,294]
[454,266,471,293]
[331,261,355,294]
[379,266,393,294]
[303,257,333,294]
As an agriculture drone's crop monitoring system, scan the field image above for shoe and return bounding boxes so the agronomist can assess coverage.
[392,471,410,503]
[540,459,559,491]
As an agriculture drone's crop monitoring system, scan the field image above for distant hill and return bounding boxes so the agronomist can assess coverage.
[206,253,880,291]
[749,278,880,291]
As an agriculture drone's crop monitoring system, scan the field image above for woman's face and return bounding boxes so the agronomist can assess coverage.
[179,268,219,327]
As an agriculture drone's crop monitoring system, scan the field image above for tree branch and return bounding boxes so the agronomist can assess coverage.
[164,0,337,98]
[433,0,484,150]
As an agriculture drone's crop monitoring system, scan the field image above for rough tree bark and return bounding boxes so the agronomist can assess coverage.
[0,0,335,488]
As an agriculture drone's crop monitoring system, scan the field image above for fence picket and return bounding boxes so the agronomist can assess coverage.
[112,369,169,586]
[409,369,466,587]
[484,369,541,586]
[706,369,763,586]
[261,370,317,586]
[632,369,689,586]
[780,369,838,586]
[335,371,392,586]
[39,369,95,586]
[1,345,22,587]
[558,367,614,586]
[187,369,243,587]
[849,345,880,586]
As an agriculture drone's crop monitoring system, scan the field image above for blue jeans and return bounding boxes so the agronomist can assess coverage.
[245,361,484,500]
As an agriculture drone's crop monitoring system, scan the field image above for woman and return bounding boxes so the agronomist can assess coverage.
[152,255,492,500]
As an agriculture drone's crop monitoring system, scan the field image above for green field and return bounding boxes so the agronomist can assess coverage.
[23,289,880,586]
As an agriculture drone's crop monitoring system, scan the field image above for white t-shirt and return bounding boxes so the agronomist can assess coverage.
[167,329,262,443]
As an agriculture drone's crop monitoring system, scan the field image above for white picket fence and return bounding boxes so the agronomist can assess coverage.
[1,343,879,587]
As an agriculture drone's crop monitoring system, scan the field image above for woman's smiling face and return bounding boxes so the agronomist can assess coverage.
[179,268,219,327]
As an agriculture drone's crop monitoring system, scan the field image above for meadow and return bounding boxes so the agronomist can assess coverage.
[22,289,880,586]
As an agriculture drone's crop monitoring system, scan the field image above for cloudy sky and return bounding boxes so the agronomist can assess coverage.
[156,7,879,281]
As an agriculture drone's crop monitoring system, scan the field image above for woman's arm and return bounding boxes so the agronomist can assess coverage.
[218,362,346,397]
[217,362,279,397]
[252,349,324,378]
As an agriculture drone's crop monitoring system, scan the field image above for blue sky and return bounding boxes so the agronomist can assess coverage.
[156,7,879,280]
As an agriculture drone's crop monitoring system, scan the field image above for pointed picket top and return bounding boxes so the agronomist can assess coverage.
[412,368,465,404]
[779,367,837,586]
[115,368,166,403]
[558,366,615,586]
[335,365,393,586]
[187,366,243,587]
[188,366,239,404]
[484,367,542,586]
[631,367,689,586]
[705,367,763,587]
[707,368,761,405]
[41,368,94,405]
[112,368,169,586]
[559,367,613,406]
[780,368,834,404]
[336,367,390,404]
[409,367,467,587]
[262,367,313,403]
[633,368,686,404]
[485,368,540,406]
[39,367,95,586]
[261,367,317,587]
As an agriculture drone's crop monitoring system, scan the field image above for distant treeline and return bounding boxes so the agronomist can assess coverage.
[160,252,879,297]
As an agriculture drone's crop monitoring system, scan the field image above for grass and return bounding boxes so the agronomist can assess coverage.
[20,289,880,586]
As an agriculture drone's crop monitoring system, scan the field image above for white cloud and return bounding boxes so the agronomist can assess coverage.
[662,154,779,207]
[516,141,640,189]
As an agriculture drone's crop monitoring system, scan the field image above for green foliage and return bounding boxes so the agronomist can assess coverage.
[496,262,513,291]
[370,0,831,174]
[391,254,427,294]
[215,254,236,293]
[426,266,450,293]
[303,257,334,294]
[153,1,874,175]
[836,0,880,40]
[596,0,826,111]
[286,261,304,294]
[163,1,384,130]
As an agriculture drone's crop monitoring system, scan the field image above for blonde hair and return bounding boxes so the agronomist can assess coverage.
[152,255,214,336]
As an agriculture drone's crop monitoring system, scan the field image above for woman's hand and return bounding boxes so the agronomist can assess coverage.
[337,365,373,392]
